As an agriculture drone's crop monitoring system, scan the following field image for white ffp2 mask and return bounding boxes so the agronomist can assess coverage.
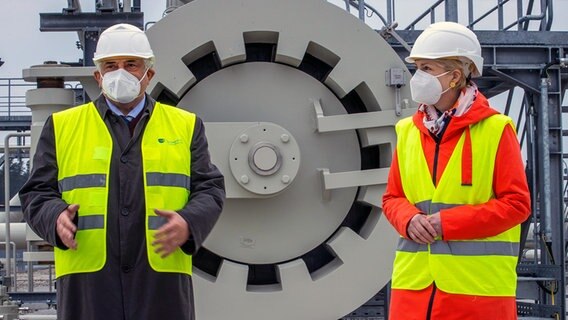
[409,69,451,105]
[101,68,147,104]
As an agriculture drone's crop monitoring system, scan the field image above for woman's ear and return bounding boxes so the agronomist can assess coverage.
[451,69,463,84]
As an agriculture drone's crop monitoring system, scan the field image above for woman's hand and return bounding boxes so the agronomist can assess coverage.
[407,214,437,244]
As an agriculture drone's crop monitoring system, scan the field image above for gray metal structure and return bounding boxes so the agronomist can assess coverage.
[2,0,566,319]
[39,0,143,66]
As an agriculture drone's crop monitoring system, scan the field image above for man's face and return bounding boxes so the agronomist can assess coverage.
[94,56,155,95]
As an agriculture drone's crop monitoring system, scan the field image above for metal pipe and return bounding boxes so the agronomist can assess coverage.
[27,240,32,292]
[18,315,57,320]
[498,0,505,30]
[358,0,365,22]
[444,0,458,22]
[123,0,131,12]
[386,0,392,25]
[540,0,546,31]
[538,77,551,239]
[4,133,30,291]
[468,0,474,26]
[524,94,539,264]
[545,0,553,31]
[49,264,53,292]
[504,0,546,31]
[11,241,15,292]
[517,0,523,30]
[0,242,17,291]
[0,223,29,249]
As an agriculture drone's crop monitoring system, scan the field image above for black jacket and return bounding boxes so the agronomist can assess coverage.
[19,96,225,320]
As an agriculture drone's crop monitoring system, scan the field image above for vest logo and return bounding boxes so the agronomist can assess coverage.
[157,138,182,145]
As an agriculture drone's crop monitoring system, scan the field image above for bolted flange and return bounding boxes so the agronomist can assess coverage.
[229,123,300,195]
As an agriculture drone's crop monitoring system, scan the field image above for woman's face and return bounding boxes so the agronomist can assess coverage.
[412,59,462,110]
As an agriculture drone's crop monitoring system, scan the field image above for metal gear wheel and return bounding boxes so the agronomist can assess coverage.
[146,0,414,318]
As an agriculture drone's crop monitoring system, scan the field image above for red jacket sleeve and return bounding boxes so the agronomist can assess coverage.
[440,124,531,240]
[382,148,423,238]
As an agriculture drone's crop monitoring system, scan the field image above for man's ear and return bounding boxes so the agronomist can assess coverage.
[146,68,156,81]
[94,70,103,87]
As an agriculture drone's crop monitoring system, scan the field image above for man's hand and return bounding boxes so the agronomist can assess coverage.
[56,204,79,250]
[152,209,190,258]
[407,213,437,244]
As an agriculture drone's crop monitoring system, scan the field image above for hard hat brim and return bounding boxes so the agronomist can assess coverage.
[404,55,482,77]
[93,53,154,63]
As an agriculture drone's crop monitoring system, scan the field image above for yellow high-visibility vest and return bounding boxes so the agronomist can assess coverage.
[52,102,195,278]
[392,114,520,296]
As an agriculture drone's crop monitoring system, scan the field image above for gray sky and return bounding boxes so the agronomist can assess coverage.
[1,1,567,78]
[0,1,166,78]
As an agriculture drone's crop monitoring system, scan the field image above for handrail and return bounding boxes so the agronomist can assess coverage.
[0,242,17,292]
[346,0,389,27]
[468,0,511,29]
[353,0,554,32]
[4,133,30,292]
[0,78,35,119]
[404,0,444,30]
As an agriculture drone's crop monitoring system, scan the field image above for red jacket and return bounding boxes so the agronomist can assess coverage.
[383,92,531,320]
[383,92,531,241]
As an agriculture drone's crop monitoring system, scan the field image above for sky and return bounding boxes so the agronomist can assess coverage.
[0,1,166,78]
[1,1,568,78]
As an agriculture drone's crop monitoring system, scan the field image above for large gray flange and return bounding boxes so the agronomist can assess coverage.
[146,0,414,319]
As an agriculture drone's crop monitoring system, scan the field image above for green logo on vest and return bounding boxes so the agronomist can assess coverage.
[158,138,182,145]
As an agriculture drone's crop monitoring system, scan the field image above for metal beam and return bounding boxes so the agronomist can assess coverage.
[40,12,144,66]
[39,12,143,32]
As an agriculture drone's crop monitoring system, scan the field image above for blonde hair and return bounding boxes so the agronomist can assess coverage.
[433,57,476,89]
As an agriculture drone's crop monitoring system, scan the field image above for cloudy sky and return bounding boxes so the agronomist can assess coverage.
[0,1,166,78]
[1,0,567,79]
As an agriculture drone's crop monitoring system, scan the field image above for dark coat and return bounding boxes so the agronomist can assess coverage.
[19,96,225,320]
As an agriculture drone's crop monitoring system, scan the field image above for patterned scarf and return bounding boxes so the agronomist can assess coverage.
[419,82,479,136]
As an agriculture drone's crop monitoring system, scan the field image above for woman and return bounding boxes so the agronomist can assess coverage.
[382,21,531,320]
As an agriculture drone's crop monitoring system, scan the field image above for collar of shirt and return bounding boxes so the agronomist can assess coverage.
[105,96,146,121]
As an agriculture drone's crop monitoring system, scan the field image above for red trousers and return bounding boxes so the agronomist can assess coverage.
[389,284,517,320]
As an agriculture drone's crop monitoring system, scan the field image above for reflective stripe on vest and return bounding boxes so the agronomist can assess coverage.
[392,114,519,297]
[58,174,106,192]
[397,238,519,256]
[53,102,195,278]
[146,172,191,190]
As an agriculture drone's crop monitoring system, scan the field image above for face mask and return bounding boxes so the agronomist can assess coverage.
[101,68,148,104]
[409,69,451,105]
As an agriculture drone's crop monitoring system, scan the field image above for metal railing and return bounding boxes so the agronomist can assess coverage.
[0,78,35,120]
[0,78,86,127]
[3,133,30,292]
[341,0,553,31]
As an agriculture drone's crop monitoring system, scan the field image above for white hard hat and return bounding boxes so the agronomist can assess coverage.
[93,23,154,64]
[405,21,483,77]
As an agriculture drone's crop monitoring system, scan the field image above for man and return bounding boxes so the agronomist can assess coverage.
[19,23,225,320]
